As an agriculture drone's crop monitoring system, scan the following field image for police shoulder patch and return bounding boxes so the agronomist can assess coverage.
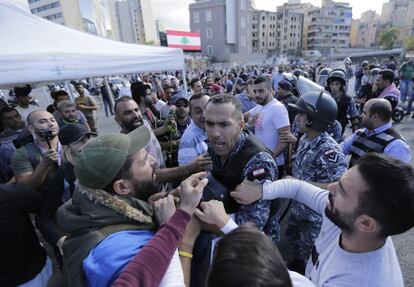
[324,149,339,163]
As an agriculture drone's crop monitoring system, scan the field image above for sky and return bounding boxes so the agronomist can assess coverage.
[151,0,388,31]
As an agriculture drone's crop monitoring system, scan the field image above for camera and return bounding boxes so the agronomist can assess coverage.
[39,129,54,141]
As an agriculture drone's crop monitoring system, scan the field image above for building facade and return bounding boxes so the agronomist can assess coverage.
[29,0,110,36]
[189,0,253,62]
[250,10,278,56]
[379,0,414,44]
[306,0,352,56]
[350,10,379,48]
[29,0,157,45]
[276,1,314,55]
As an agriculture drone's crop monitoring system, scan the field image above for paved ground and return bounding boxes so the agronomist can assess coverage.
[32,87,414,285]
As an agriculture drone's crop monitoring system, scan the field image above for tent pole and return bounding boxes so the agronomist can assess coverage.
[103,76,115,110]
[65,81,75,102]
[182,69,188,95]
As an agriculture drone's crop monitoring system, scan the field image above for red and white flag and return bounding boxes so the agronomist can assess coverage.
[167,30,201,51]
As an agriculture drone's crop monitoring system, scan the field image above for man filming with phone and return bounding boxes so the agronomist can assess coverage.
[11,110,61,190]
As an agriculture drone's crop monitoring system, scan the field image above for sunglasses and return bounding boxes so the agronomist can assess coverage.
[175,104,189,108]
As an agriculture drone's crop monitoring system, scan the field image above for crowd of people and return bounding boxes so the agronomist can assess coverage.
[1,58,414,287]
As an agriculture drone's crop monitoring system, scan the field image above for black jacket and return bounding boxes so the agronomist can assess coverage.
[0,184,47,286]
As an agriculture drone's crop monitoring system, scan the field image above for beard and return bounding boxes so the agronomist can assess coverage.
[130,179,160,202]
[122,118,143,133]
[325,194,356,234]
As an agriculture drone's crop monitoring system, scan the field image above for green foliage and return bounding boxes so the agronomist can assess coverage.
[379,27,399,50]
[404,36,414,52]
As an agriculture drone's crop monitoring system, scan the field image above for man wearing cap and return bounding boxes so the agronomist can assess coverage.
[277,80,299,124]
[13,85,41,123]
[56,125,207,286]
[235,78,257,113]
[36,124,96,266]
[158,93,191,168]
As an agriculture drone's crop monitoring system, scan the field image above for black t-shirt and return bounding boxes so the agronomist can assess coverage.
[0,184,47,286]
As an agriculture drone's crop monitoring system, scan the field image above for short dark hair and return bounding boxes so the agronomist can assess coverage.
[189,92,209,109]
[114,96,135,114]
[0,107,19,120]
[54,90,69,98]
[253,76,270,87]
[130,82,151,104]
[207,223,292,287]
[378,69,394,84]
[206,94,242,121]
[189,77,201,88]
[368,99,392,121]
[246,78,255,86]
[356,153,414,238]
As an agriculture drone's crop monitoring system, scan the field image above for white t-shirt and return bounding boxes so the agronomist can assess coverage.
[289,271,316,287]
[250,99,290,165]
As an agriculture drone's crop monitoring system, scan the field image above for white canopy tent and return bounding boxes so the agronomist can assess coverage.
[0,2,185,86]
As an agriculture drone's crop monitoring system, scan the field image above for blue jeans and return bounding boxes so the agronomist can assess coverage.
[400,79,412,102]
[406,91,414,114]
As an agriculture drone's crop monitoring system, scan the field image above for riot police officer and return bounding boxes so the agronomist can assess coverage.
[326,69,360,135]
[285,90,347,274]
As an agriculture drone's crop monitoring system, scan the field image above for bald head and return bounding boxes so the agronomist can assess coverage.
[366,98,392,122]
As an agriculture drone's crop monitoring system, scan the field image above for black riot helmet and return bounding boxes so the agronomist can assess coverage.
[327,69,346,86]
[292,68,304,78]
[288,89,338,132]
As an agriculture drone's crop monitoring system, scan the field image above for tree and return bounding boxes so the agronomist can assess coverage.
[404,35,414,52]
[379,27,399,50]
[145,40,156,46]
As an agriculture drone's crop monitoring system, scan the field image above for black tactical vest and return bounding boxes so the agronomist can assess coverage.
[349,128,402,167]
[209,131,270,213]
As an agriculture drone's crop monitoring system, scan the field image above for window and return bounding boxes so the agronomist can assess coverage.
[205,10,212,22]
[241,0,246,10]
[193,12,200,23]
[206,28,213,39]
[31,1,61,13]
[207,45,214,55]
[241,36,246,47]
[44,12,63,20]
[241,17,246,28]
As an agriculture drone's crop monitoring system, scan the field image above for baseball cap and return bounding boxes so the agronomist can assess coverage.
[171,91,190,105]
[75,125,151,189]
[58,123,96,145]
[278,80,292,91]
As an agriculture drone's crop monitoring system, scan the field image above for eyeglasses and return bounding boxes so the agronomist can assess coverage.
[175,104,189,108]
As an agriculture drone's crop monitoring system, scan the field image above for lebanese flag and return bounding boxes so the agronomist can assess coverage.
[166,30,201,51]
